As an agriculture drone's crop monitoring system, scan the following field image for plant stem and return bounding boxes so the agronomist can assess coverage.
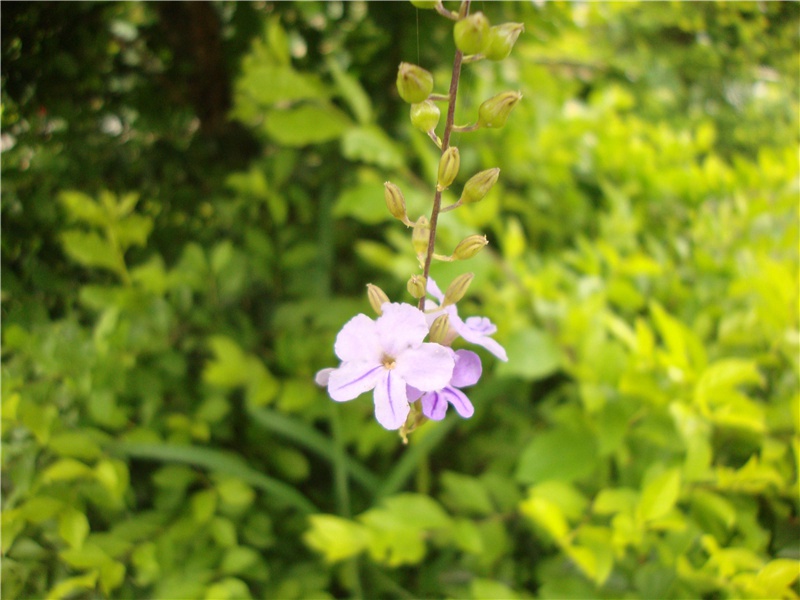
[417,0,470,311]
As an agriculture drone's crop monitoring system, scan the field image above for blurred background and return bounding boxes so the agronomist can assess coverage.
[2,2,798,598]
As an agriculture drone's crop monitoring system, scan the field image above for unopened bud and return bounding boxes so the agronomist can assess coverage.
[412,215,431,258]
[367,284,390,315]
[384,182,408,222]
[428,314,450,344]
[396,62,434,104]
[442,272,474,307]
[453,235,488,260]
[454,12,490,55]
[477,91,522,129]
[437,146,460,191]
[460,168,500,205]
[484,23,524,61]
[410,100,441,133]
[407,275,427,299]
[410,0,439,8]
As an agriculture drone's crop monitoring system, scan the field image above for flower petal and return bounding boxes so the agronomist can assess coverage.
[464,316,497,336]
[421,391,448,420]
[395,343,454,392]
[315,368,334,386]
[426,277,445,302]
[442,386,474,418]
[451,350,482,387]
[373,370,411,430]
[451,313,508,361]
[376,303,429,356]
[334,314,382,363]
[327,361,382,401]
[406,385,423,402]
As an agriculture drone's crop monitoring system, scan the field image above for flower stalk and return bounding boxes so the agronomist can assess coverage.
[417,0,471,311]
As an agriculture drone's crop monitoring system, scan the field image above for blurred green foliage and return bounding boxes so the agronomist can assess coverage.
[2,2,798,599]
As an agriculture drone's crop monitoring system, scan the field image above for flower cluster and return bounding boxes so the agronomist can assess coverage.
[316,1,521,440]
[315,288,506,432]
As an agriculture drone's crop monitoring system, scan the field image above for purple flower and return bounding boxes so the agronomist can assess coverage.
[408,349,482,420]
[425,278,508,362]
[315,303,455,430]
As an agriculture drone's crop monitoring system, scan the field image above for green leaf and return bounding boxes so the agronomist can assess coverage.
[210,516,238,548]
[59,543,110,569]
[215,477,255,511]
[191,489,218,523]
[205,577,254,600]
[41,458,94,483]
[59,230,121,274]
[440,471,495,516]
[341,126,404,169]
[93,459,129,503]
[327,56,372,125]
[45,571,98,600]
[99,559,126,595]
[519,495,569,542]
[304,514,370,563]
[359,494,453,567]
[220,546,261,575]
[593,488,639,516]
[263,104,351,146]
[203,336,251,388]
[690,489,737,541]
[238,64,328,106]
[58,507,90,549]
[58,190,106,226]
[469,578,521,600]
[636,467,682,523]
[111,441,318,514]
[247,406,379,494]
[496,327,561,380]
[452,518,484,554]
[516,426,599,484]
[48,431,104,460]
[114,213,152,250]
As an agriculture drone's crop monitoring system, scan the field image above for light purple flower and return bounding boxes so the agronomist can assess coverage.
[408,349,482,420]
[425,278,508,361]
[315,303,455,430]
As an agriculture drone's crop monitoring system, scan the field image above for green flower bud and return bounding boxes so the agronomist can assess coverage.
[396,62,434,104]
[412,215,431,258]
[477,91,522,129]
[442,272,474,307]
[428,314,451,344]
[384,181,408,222]
[460,168,500,204]
[454,12,490,55]
[484,23,524,61]
[437,146,460,191]
[407,275,427,299]
[453,235,488,260]
[366,283,390,315]
[410,100,441,133]
[410,0,438,8]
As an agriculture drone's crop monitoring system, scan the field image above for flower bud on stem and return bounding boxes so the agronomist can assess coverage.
[428,314,451,344]
[407,274,427,299]
[437,146,460,191]
[384,182,413,226]
[442,272,474,307]
[412,215,431,263]
[452,234,488,260]
[366,283,390,315]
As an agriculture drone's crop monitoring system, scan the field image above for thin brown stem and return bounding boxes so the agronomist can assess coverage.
[417,0,470,311]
